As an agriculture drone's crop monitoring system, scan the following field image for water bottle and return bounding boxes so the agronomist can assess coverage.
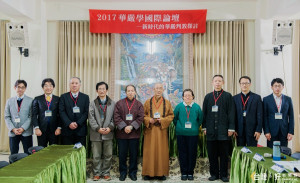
[273,141,281,161]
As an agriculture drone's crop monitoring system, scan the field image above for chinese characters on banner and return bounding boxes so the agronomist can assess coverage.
[89,9,207,33]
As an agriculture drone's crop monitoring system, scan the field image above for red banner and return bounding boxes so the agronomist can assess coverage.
[89,9,207,34]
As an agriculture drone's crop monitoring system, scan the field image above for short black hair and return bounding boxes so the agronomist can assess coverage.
[239,76,251,83]
[41,78,55,88]
[182,89,195,99]
[271,78,284,86]
[212,74,224,80]
[14,80,27,88]
[125,84,136,92]
[96,81,109,90]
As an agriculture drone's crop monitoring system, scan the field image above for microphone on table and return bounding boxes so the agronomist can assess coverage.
[264,153,286,159]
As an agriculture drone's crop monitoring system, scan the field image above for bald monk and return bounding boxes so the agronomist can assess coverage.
[142,83,174,181]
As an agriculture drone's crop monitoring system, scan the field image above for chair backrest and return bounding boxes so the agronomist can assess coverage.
[28,146,44,154]
[280,146,291,156]
[9,153,28,164]
[0,161,9,169]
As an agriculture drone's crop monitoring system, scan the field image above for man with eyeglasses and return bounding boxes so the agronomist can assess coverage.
[233,76,263,147]
[4,80,33,154]
[32,78,61,147]
[263,78,294,148]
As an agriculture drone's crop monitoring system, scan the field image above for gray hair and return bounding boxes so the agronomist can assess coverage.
[69,77,81,84]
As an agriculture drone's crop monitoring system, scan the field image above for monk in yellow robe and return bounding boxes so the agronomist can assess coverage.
[142,83,174,181]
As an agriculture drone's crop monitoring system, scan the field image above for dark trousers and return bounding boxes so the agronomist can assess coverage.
[62,135,86,147]
[177,135,198,175]
[37,126,58,147]
[267,131,288,148]
[9,135,33,155]
[237,129,257,147]
[207,140,229,178]
[117,138,139,176]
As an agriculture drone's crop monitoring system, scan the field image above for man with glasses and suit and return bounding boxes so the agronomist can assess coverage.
[32,78,61,147]
[5,80,33,154]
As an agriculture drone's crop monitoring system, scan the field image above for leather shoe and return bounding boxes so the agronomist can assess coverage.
[187,175,194,181]
[208,175,218,181]
[103,175,111,181]
[156,176,166,180]
[181,175,187,181]
[221,177,229,182]
[93,176,100,181]
[129,174,137,181]
[144,175,154,180]
[119,174,126,181]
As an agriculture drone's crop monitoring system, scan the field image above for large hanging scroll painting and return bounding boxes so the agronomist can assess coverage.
[111,33,193,108]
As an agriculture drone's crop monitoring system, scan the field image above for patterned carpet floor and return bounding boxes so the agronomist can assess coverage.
[86,156,225,182]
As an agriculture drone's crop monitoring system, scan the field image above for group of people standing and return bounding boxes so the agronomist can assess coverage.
[4,74,294,182]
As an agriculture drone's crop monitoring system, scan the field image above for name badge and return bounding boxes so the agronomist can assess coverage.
[185,121,192,128]
[212,105,218,112]
[241,146,252,153]
[243,111,246,117]
[73,106,80,113]
[45,110,52,117]
[126,114,133,121]
[253,153,264,161]
[154,112,160,119]
[14,117,21,123]
[275,113,282,119]
[271,164,287,173]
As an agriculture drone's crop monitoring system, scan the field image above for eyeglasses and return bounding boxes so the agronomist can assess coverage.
[240,83,250,86]
[184,95,193,98]
[16,86,26,90]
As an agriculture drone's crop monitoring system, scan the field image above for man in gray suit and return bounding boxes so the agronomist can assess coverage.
[88,82,115,181]
[4,80,33,154]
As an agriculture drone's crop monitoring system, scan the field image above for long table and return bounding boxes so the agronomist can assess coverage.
[0,145,86,183]
[230,146,300,183]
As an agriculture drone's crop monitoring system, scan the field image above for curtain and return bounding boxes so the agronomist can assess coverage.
[292,20,300,152]
[0,20,11,152]
[57,20,253,157]
[57,21,110,98]
[194,21,252,157]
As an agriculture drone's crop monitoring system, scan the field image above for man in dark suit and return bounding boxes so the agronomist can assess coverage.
[263,78,294,148]
[59,77,89,147]
[202,75,235,182]
[32,78,61,147]
[233,76,263,147]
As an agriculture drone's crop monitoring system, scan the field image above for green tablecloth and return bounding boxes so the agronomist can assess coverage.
[0,145,86,183]
[230,146,300,183]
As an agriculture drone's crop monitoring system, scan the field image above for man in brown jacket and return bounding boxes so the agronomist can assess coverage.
[88,82,115,181]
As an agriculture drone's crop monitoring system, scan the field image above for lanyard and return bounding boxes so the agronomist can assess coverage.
[45,96,52,110]
[153,97,163,112]
[70,92,79,106]
[241,94,250,111]
[17,99,23,113]
[125,98,135,114]
[99,104,107,113]
[213,90,224,105]
[274,95,283,113]
[185,106,191,121]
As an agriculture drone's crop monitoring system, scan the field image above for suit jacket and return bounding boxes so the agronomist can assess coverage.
[263,94,294,137]
[88,96,115,141]
[32,94,61,134]
[202,90,235,141]
[4,95,33,137]
[59,92,89,136]
[233,92,263,137]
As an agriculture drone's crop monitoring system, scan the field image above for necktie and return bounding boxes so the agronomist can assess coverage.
[18,98,21,101]
[46,96,51,102]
